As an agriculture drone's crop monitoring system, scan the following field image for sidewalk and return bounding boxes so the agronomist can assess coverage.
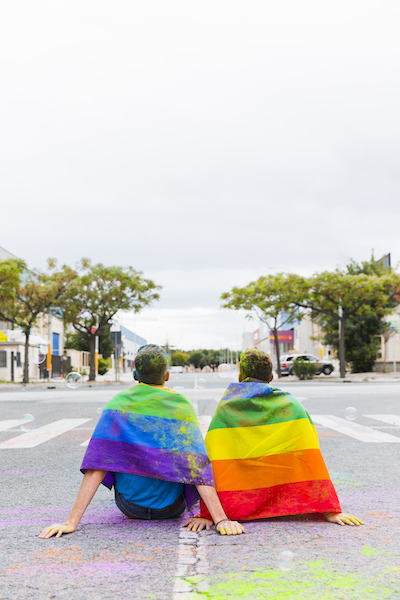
[0,371,135,392]
[273,370,400,384]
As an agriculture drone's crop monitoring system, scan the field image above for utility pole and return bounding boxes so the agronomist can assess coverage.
[95,323,99,379]
[47,313,51,381]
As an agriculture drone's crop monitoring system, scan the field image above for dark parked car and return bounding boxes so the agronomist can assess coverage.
[278,353,334,376]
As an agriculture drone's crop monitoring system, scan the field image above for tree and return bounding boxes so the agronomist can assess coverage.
[189,351,204,369]
[200,349,220,370]
[0,259,26,321]
[65,322,113,359]
[0,260,77,383]
[171,350,189,366]
[319,255,397,372]
[62,261,160,380]
[221,274,309,377]
[295,271,400,377]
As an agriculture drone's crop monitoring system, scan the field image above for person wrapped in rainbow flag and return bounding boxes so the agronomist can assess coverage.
[39,345,244,539]
[185,348,363,532]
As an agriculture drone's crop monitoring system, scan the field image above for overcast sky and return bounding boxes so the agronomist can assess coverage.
[1,1,400,349]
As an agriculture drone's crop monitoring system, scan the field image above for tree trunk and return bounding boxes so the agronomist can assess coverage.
[23,330,30,384]
[89,334,96,381]
[274,329,281,377]
[339,316,346,378]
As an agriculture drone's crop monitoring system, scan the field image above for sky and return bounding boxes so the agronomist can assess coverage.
[1,0,400,349]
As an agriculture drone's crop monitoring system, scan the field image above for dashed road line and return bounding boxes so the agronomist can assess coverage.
[172,528,209,599]
[311,415,400,443]
[0,419,92,449]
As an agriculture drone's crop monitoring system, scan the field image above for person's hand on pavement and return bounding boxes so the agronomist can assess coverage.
[324,512,364,526]
[183,517,213,532]
[216,519,245,535]
[39,521,77,538]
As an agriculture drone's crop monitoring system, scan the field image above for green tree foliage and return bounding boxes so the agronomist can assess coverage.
[0,259,77,383]
[62,261,160,380]
[200,349,220,370]
[0,259,26,315]
[221,274,309,377]
[171,350,190,366]
[296,270,400,377]
[320,255,396,372]
[189,351,204,369]
[65,323,113,359]
[173,349,223,370]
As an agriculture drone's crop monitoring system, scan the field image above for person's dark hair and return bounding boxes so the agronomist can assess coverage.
[240,348,272,382]
[134,344,169,385]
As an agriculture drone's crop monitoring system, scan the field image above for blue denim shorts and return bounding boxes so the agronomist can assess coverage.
[115,488,187,520]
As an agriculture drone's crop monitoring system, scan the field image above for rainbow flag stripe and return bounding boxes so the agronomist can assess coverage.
[81,384,214,507]
[200,382,341,520]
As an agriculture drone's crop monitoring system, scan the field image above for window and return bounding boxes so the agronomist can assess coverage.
[52,332,60,356]
[0,351,6,368]
[16,352,21,367]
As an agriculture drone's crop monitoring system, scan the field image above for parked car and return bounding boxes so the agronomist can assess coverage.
[170,365,183,373]
[277,354,334,376]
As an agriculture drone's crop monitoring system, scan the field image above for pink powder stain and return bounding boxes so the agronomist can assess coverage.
[7,562,143,580]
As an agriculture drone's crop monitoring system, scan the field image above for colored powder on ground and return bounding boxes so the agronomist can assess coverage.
[205,560,396,599]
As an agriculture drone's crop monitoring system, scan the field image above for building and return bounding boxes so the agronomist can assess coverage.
[245,312,332,370]
[110,323,147,373]
[374,306,400,372]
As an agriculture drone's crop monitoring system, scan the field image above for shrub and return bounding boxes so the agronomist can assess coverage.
[98,358,109,376]
[292,358,318,380]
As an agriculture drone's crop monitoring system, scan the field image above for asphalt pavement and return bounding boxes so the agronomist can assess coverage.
[1,373,399,599]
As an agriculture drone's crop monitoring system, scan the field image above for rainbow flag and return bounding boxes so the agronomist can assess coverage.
[81,384,214,508]
[199,382,341,521]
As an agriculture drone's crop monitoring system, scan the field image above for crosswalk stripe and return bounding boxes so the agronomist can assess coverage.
[198,415,212,439]
[0,419,92,449]
[311,415,400,443]
[2,415,400,448]
[365,414,400,427]
[0,420,23,432]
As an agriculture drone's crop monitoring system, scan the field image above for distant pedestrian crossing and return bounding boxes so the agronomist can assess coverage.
[311,415,400,443]
[0,414,399,448]
[0,419,92,448]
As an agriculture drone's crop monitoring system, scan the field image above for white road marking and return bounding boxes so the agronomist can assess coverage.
[2,414,400,448]
[365,414,400,427]
[0,420,23,432]
[172,528,209,599]
[311,415,400,443]
[198,416,211,439]
[0,419,92,449]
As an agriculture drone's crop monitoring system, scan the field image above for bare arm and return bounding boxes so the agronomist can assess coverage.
[184,485,245,535]
[39,469,107,538]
